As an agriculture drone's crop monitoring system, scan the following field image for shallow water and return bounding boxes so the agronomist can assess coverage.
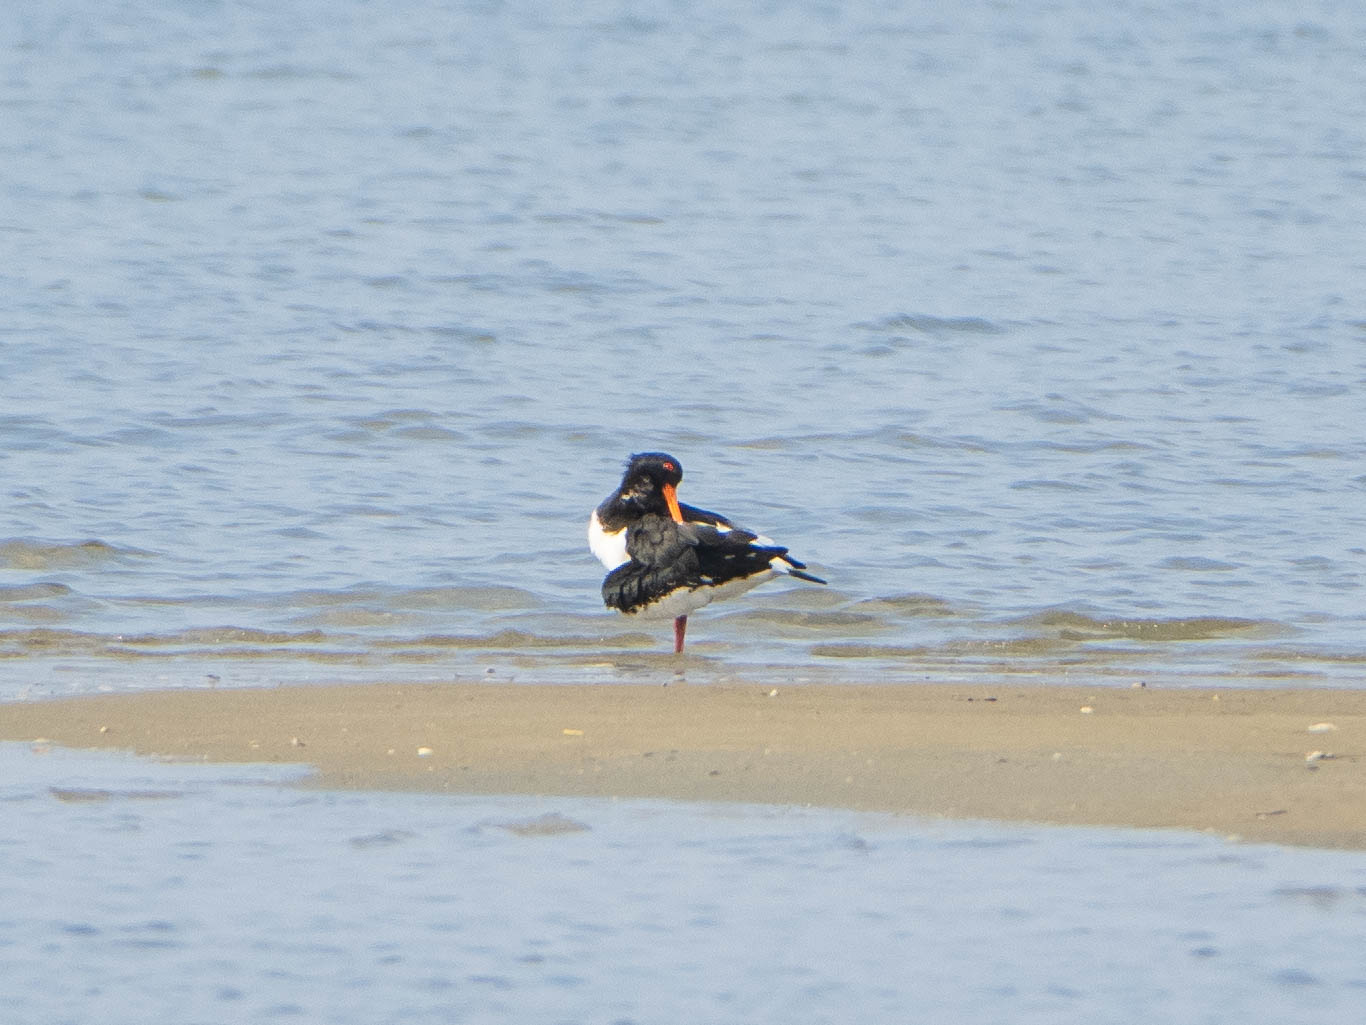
[3,743,1366,1025]
[4,0,1366,696]
[8,9,1366,1020]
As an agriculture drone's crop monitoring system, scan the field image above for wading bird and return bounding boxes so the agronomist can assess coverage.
[589,452,826,653]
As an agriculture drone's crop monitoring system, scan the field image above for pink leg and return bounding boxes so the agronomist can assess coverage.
[673,615,688,654]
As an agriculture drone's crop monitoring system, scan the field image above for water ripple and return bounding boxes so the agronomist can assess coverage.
[0,540,149,571]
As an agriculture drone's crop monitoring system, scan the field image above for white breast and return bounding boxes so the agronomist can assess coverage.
[588,510,630,570]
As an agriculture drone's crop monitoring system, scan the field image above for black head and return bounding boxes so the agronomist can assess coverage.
[617,452,684,513]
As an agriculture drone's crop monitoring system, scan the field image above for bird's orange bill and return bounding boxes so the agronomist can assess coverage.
[662,483,684,524]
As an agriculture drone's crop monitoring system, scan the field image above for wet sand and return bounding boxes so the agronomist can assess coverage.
[3,681,1364,849]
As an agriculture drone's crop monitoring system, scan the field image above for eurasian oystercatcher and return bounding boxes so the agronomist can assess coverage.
[588,452,826,653]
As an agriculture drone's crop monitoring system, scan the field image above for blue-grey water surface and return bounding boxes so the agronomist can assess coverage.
[4,5,1366,1021]
[5,743,1366,1025]
[3,0,1365,694]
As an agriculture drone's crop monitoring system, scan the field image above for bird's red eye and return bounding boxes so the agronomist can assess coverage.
[663,462,675,471]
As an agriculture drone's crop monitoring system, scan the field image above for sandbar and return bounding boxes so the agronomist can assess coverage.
[3,681,1364,849]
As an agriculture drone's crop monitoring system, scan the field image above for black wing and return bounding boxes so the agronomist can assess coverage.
[683,521,811,585]
[678,502,739,530]
[601,514,702,613]
[601,512,825,614]
[682,513,826,584]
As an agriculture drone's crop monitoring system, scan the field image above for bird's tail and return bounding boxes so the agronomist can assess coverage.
[777,553,826,585]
